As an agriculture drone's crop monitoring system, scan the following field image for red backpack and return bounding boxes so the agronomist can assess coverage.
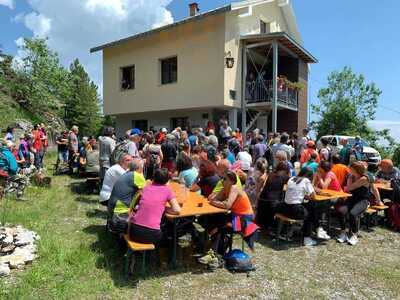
[388,203,400,231]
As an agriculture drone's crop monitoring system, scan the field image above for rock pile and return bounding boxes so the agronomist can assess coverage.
[0,225,40,277]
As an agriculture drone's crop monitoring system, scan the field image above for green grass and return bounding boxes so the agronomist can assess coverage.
[0,91,39,130]
[1,153,400,299]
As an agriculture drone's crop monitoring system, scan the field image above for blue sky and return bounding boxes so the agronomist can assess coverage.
[1,0,400,137]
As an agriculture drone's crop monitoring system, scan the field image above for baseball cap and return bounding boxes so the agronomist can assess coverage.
[130,128,141,136]
[161,128,168,133]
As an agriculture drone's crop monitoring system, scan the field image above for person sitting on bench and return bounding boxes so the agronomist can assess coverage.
[129,168,180,246]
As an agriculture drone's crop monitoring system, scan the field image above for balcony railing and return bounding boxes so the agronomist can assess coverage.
[245,79,298,109]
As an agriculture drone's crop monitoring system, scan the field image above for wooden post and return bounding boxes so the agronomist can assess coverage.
[241,45,247,144]
[272,41,278,133]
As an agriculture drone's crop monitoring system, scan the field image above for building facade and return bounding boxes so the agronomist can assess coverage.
[91,0,317,137]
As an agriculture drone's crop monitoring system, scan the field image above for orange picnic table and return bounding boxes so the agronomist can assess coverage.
[314,189,352,202]
[374,182,393,192]
[166,182,228,267]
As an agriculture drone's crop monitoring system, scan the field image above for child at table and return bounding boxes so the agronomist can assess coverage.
[277,167,319,246]
[337,162,370,246]
[129,168,181,245]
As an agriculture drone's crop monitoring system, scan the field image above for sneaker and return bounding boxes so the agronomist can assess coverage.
[303,237,317,247]
[178,233,192,248]
[316,227,331,240]
[192,222,205,233]
[347,234,358,246]
[207,255,224,271]
[336,232,348,243]
[198,249,216,265]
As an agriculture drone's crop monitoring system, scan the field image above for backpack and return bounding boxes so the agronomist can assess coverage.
[391,178,400,203]
[224,249,255,273]
[110,140,130,165]
[388,203,400,231]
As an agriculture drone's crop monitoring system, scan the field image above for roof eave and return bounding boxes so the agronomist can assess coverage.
[90,4,231,53]
[240,32,318,63]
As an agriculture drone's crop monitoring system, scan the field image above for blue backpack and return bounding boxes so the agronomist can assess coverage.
[224,249,255,273]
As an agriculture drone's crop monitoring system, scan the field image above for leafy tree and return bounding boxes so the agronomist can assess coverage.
[312,66,381,137]
[66,59,102,136]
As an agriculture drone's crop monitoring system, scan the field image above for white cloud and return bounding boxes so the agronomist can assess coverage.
[14,0,174,96]
[369,120,400,142]
[0,0,14,9]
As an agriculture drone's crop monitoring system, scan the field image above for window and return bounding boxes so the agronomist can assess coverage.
[132,120,148,132]
[121,65,135,90]
[161,56,177,84]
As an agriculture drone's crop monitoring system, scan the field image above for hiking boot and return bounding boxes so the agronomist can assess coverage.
[198,249,216,265]
[347,234,358,246]
[316,227,331,240]
[336,232,348,243]
[304,237,317,247]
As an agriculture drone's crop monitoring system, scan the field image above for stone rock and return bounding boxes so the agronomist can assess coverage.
[8,254,26,269]
[0,263,10,277]
[2,232,13,245]
[14,231,36,247]
[0,255,11,264]
[1,244,16,254]
[13,246,36,263]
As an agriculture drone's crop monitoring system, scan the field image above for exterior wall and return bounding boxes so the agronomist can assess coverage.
[297,60,308,131]
[114,109,213,138]
[103,14,226,116]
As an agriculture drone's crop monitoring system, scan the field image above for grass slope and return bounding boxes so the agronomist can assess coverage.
[0,154,399,299]
[0,91,39,130]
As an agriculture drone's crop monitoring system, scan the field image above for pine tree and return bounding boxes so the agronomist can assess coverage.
[66,59,102,136]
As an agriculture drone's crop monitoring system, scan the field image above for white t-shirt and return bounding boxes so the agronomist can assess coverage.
[236,151,252,171]
[100,164,126,202]
[284,177,314,205]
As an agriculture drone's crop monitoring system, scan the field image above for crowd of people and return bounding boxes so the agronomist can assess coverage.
[62,120,398,269]
[2,120,399,268]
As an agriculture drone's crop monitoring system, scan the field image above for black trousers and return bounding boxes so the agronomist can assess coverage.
[278,202,314,237]
[256,199,281,228]
[338,198,369,234]
[129,223,162,246]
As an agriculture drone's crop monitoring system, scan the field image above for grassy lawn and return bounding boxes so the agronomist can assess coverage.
[1,154,400,299]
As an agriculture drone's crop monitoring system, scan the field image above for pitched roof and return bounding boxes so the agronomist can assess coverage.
[90,4,231,53]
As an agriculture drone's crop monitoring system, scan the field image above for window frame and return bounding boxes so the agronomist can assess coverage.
[160,56,178,85]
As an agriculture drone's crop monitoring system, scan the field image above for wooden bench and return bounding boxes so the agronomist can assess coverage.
[363,208,377,230]
[275,213,304,246]
[123,234,155,277]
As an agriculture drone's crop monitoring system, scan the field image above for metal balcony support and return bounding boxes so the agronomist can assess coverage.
[272,41,278,133]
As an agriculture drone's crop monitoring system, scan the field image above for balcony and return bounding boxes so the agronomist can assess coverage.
[245,79,298,110]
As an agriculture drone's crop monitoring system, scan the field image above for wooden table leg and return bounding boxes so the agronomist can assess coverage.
[171,219,177,268]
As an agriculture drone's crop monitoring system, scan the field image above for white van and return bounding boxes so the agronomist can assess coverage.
[318,135,381,166]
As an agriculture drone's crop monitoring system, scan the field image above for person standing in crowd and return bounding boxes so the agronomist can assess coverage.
[18,134,31,169]
[56,131,69,167]
[297,128,310,156]
[339,138,352,165]
[31,124,43,171]
[83,143,100,177]
[126,128,141,158]
[219,121,232,147]
[300,140,320,165]
[68,125,79,174]
[302,151,319,174]
[272,133,295,162]
[236,147,252,173]
[161,134,178,175]
[100,153,133,206]
[253,135,268,163]
[98,127,116,183]
[319,137,332,162]
[143,135,163,180]
[288,132,299,162]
